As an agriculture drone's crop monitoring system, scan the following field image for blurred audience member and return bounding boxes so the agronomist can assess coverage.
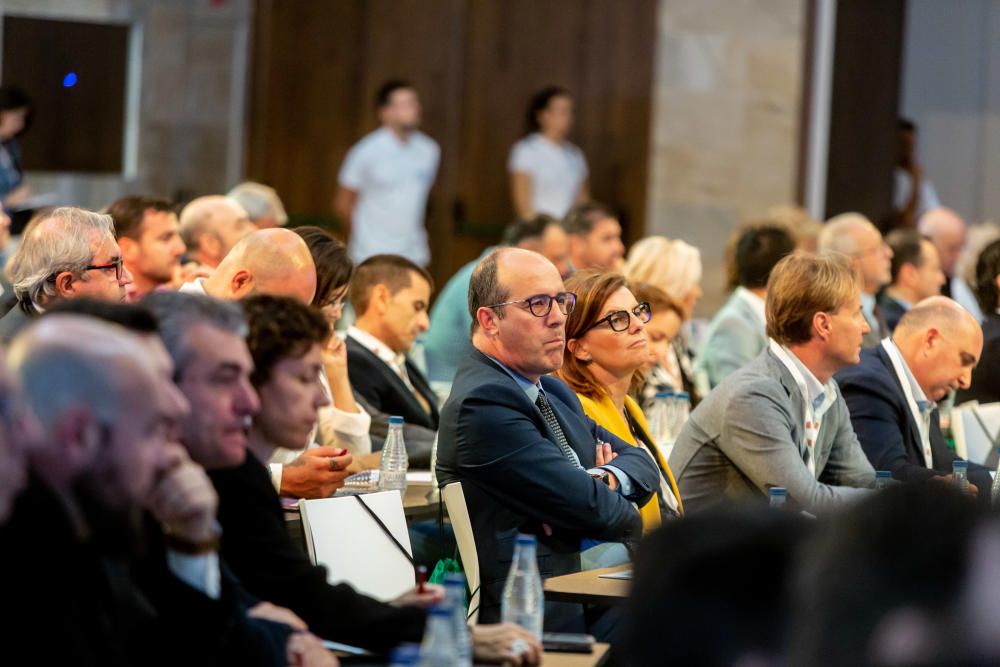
[509,86,589,219]
[557,270,683,528]
[789,483,984,667]
[895,117,941,229]
[228,181,288,229]
[0,364,35,525]
[669,253,874,514]
[347,255,436,466]
[767,204,823,254]
[919,207,968,300]
[698,224,795,389]
[335,80,439,267]
[838,298,988,500]
[564,201,625,272]
[0,86,31,209]
[625,235,703,405]
[1,207,132,341]
[624,508,811,667]
[107,195,187,301]
[179,195,255,269]
[952,222,1000,322]
[877,230,946,333]
[630,282,685,409]
[424,214,570,384]
[180,228,316,305]
[957,239,1000,405]
[818,212,893,347]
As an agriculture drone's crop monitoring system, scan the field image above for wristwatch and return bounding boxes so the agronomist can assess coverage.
[590,469,610,484]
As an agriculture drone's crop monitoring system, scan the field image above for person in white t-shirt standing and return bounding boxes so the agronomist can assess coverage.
[508,86,590,219]
[335,80,439,267]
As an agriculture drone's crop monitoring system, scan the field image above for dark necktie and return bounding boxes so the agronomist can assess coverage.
[535,391,584,469]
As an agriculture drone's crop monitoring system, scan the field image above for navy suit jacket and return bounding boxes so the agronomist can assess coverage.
[436,350,658,629]
[346,336,439,431]
[836,345,991,502]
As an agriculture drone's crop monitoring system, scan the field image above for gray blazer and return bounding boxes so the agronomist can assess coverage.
[696,291,768,389]
[669,348,874,514]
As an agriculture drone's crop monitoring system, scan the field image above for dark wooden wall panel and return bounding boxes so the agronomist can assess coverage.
[825,0,906,229]
[246,0,657,285]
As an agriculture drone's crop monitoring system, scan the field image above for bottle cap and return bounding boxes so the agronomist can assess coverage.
[953,460,969,470]
[875,470,891,478]
[516,533,537,546]
[389,416,405,425]
[655,391,675,399]
[389,644,421,663]
[769,487,787,496]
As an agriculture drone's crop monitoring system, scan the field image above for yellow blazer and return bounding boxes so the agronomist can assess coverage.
[576,392,684,531]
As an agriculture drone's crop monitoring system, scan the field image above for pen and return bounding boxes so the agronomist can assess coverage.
[417,565,428,594]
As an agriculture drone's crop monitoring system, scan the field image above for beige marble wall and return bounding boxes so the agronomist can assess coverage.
[646,0,807,315]
[0,0,250,209]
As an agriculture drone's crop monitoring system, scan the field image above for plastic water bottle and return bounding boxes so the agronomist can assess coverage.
[769,487,787,508]
[388,644,421,667]
[875,470,892,490]
[953,460,969,493]
[379,416,409,497]
[674,392,691,434]
[501,534,544,640]
[418,606,459,667]
[992,458,1000,507]
[443,574,472,667]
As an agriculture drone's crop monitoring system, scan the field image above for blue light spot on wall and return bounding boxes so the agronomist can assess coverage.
[62,72,78,88]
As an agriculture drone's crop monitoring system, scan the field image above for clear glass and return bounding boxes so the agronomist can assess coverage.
[379,418,409,497]
[501,534,544,640]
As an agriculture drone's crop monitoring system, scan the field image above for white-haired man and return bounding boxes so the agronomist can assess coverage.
[0,207,133,341]
[227,182,288,229]
[179,195,256,269]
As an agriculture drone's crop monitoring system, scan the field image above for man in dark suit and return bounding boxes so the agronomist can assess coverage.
[958,238,1000,405]
[0,206,134,341]
[837,297,990,502]
[0,314,314,666]
[436,248,660,636]
[877,230,946,334]
[346,254,438,463]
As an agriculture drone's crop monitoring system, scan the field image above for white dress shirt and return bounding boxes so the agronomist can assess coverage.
[881,338,936,468]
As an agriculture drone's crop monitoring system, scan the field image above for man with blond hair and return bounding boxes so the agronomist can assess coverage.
[818,212,893,347]
[669,252,875,514]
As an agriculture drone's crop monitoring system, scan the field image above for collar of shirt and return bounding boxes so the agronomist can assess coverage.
[734,286,767,325]
[768,339,836,416]
[860,292,877,321]
[483,354,541,403]
[882,338,935,414]
[348,326,406,371]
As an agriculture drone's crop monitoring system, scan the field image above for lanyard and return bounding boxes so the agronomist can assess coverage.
[881,340,933,469]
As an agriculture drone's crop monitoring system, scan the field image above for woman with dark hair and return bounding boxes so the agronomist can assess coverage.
[957,239,1000,405]
[0,86,32,208]
[508,86,589,219]
[555,270,683,534]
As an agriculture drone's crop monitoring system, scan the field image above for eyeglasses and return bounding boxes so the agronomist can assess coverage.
[46,257,125,284]
[486,292,577,318]
[584,302,652,333]
[85,258,125,282]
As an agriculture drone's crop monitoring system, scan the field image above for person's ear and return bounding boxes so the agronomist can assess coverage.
[54,271,78,298]
[373,284,391,315]
[476,306,500,337]
[813,311,833,342]
[230,269,254,297]
[567,338,591,363]
[200,234,222,265]
[53,407,101,471]
[924,327,941,355]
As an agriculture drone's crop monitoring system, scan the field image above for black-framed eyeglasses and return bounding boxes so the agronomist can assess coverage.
[584,302,652,333]
[48,257,124,283]
[486,292,577,318]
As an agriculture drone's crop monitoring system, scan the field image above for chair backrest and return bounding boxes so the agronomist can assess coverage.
[442,482,481,624]
[299,490,415,602]
[951,402,1000,465]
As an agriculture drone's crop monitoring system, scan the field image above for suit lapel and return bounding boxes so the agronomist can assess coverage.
[404,359,439,422]
[873,345,926,465]
[348,338,434,426]
[765,350,807,460]
[543,385,597,468]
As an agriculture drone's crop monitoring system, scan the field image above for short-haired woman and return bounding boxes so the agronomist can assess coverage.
[556,270,683,531]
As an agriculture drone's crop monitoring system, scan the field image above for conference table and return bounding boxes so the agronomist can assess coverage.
[338,643,610,666]
[543,564,632,606]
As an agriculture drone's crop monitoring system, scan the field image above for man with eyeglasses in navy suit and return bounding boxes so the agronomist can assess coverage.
[435,247,659,640]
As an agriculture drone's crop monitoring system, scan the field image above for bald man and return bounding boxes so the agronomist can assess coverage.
[919,207,967,299]
[180,228,317,305]
[836,297,991,502]
[179,195,257,269]
[819,212,894,347]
